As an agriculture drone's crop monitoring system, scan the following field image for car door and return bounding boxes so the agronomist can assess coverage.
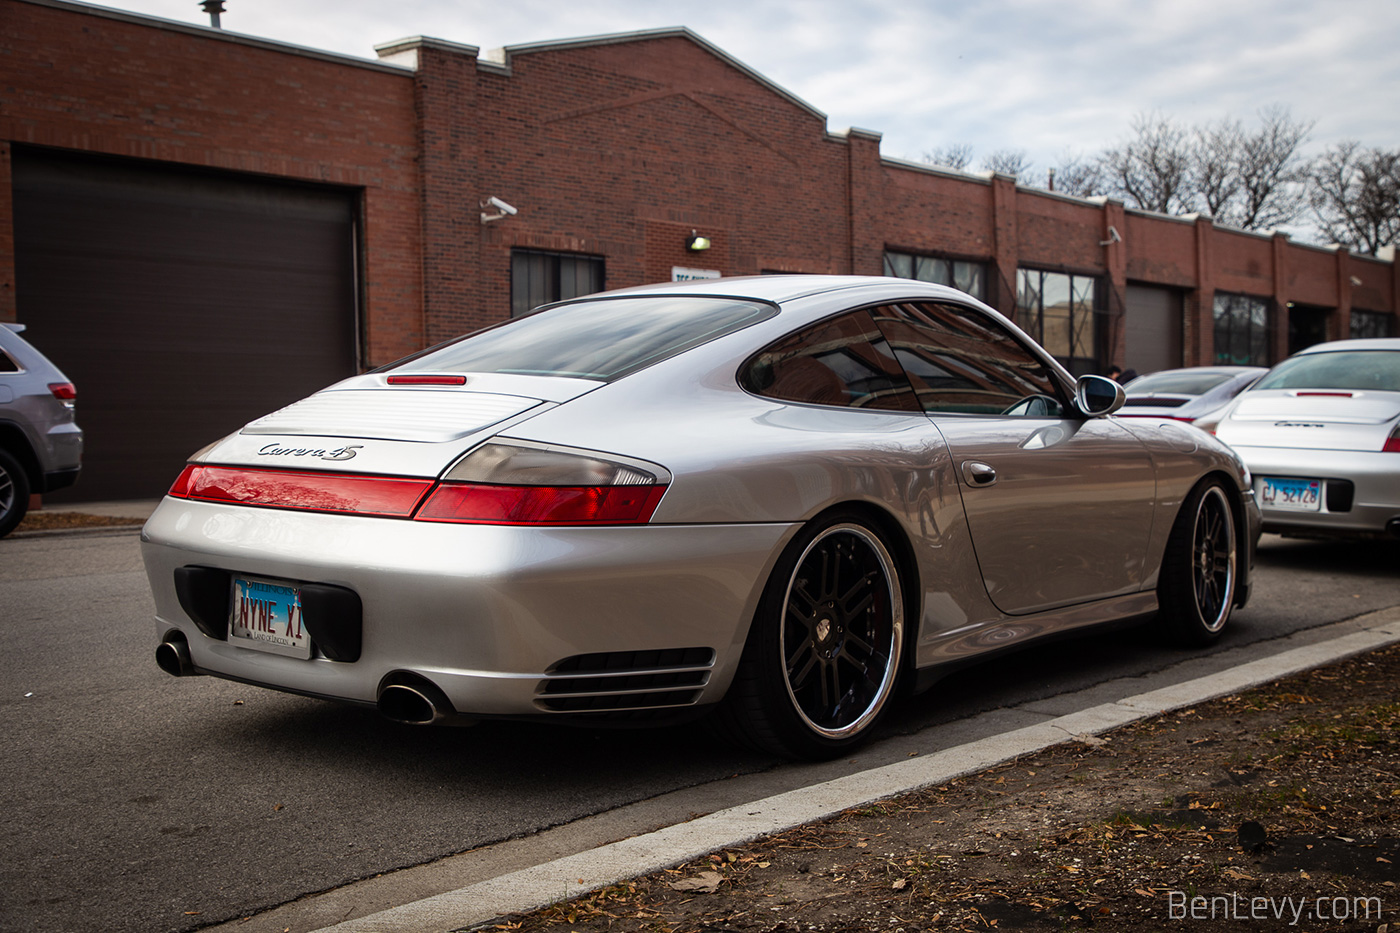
[872,301,1156,615]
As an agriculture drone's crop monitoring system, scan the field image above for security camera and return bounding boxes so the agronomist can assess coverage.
[483,196,517,216]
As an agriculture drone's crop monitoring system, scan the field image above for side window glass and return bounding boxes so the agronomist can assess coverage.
[0,350,17,374]
[871,302,1065,416]
[740,310,921,412]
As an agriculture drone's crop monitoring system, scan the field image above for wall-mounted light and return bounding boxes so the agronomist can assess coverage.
[686,231,711,252]
[481,196,518,224]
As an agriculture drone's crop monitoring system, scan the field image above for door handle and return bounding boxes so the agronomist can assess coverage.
[961,461,997,487]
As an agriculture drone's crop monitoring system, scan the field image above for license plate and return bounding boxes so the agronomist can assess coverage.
[229,575,311,659]
[1260,477,1321,511]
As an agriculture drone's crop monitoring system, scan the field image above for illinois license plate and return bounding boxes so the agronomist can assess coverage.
[229,575,311,659]
[1260,477,1321,511]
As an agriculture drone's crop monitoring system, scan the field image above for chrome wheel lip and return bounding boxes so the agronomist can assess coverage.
[1192,486,1237,633]
[779,522,903,740]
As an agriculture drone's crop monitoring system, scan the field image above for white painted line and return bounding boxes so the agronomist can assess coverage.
[312,611,1400,933]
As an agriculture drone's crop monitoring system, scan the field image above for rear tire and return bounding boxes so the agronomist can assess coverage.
[715,510,904,760]
[1159,478,1237,646]
[0,448,32,539]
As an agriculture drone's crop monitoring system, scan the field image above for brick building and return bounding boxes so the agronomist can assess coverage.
[2,0,1396,499]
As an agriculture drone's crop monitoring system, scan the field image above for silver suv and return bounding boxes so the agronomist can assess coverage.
[0,324,83,536]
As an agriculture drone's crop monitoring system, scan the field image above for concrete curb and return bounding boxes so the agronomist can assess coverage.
[310,609,1400,933]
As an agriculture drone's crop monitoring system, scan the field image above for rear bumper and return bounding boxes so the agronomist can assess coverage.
[141,497,796,718]
[1231,445,1400,537]
[41,466,80,493]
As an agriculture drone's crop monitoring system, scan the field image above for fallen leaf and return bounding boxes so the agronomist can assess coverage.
[892,878,908,891]
[669,871,722,894]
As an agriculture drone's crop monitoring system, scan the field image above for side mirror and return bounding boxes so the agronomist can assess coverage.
[1075,374,1125,417]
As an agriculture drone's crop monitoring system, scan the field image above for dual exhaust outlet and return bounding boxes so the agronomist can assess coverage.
[155,632,461,725]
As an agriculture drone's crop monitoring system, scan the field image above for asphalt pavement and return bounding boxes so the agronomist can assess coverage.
[1,519,1397,933]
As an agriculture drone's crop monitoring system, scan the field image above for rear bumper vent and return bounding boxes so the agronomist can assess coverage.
[537,647,715,713]
[1325,480,1355,513]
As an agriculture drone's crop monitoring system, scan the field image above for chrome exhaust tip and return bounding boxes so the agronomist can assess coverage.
[155,633,198,677]
[377,674,456,725]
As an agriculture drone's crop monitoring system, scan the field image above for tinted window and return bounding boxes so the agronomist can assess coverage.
[872,302,1065,415]
[1126,371,1235,396]
[0,350,17,374]
[740,311,920,411]
[391,296,776,382]
[1254,351,1400,393]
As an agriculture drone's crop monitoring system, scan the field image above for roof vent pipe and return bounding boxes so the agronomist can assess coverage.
[199,0,226,28]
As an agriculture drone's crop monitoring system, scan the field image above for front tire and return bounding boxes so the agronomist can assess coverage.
[716,511,904,760]
[1159,479,1237,646]
[0,448,32,539]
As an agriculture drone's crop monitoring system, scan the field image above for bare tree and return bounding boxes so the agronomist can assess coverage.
[1048,153,1105,197]
[922,143,974,171]
[982,149,1032,177]
[1189,117,1243,220]
[1100,113,1193,214]
[1225,106,1313,229]
[1310,141,1400,255]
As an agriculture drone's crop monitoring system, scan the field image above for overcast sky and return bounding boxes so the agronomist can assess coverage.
[105,0,1399,184]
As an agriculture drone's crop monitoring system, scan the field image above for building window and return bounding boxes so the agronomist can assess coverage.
[1214,293,1271,366]
[1016,269,1101,375]
[510,249,605,317]
[883,251,986,301]
[1351,309,1395,339]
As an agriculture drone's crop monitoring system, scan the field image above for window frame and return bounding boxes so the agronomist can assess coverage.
[1015,268,1103,376]
[1351,309,1396,340]
[510,248,606,318]
[1213,292,1273,366]
[883,250,988,303]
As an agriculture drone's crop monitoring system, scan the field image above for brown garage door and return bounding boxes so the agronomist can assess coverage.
[12,147,358,501]
[1124,284,1183,375]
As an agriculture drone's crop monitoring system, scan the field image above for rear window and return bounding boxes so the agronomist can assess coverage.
[388,296,777,382]
[1254,351,1400,393]
[1126,371,1233,396]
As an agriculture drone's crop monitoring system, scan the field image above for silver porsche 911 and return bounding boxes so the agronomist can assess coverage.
[1213,338,1400,539]
[142,275,1259,759]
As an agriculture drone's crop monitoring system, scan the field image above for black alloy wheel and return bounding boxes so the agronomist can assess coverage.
[715,511,905,759]
[1160,479,1237,645]
[781,523,901,736]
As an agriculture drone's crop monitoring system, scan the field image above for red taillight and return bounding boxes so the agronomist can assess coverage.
[166,465,434,517]
[385,375,467,386]
[1385,427,1400,453]
[168,464,198,498]
[1296,391,1354,397]
[415,482,667,525]
[48,382,76,400]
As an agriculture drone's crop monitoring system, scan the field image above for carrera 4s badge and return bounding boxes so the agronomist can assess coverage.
[257,443,363,461]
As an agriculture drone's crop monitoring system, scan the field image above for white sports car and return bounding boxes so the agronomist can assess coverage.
[142,275,1259,759]
[1213,338,1400,539]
